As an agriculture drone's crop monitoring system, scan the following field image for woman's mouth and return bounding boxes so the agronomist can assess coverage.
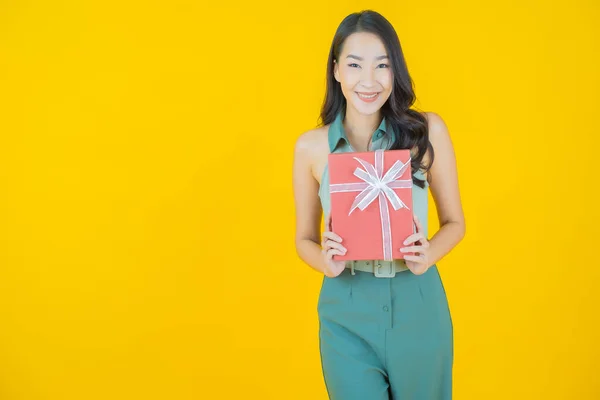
[356,92,380,103]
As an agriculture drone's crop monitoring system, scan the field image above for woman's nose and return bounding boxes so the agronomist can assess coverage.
[361,68,376,86]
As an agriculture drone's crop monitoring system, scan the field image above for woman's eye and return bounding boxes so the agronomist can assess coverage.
[347,63,389,68]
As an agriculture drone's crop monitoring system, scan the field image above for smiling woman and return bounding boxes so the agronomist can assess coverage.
[335,47,392,109]
[292,9,465,400]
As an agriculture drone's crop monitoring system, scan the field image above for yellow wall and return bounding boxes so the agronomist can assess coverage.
[1,1,598,399]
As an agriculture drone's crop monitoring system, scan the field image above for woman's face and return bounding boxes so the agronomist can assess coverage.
[334,32,393,115]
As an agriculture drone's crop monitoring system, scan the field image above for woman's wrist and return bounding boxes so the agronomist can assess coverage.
[296,238,329,275]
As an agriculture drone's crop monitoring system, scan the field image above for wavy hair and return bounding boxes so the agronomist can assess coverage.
[318,10,433,188]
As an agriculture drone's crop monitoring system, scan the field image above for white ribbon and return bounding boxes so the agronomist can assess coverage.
[329,149,412,261]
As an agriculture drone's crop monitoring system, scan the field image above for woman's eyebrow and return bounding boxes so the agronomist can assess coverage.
[346,54,389,61]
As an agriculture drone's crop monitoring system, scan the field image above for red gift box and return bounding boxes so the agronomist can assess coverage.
[328,149,415,261]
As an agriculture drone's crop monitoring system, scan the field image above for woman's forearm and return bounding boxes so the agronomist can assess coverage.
[296,239,328,275]
[427,221,465,267]
[297,221,464,274]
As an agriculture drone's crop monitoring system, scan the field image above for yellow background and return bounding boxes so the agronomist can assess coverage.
[1,1,599,399]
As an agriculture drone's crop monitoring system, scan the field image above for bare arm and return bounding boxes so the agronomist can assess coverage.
[425,112,466,266]
[292,132,328,274]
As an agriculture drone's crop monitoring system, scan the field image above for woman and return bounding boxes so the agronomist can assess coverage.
[293,10,465,400]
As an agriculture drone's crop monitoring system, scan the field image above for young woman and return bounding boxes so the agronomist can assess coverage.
[292,10,466,400]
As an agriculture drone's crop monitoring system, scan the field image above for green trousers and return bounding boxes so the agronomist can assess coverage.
[317,265,453,399]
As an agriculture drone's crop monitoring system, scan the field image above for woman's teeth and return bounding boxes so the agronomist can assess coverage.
[357,92,380,102]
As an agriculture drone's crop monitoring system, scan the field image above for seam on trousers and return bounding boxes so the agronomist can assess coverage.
[384,328,389,372]
[384,278,391,371]
[349,280,352,303]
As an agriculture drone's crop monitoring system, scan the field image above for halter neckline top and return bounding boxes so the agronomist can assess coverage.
[318,109,430,239]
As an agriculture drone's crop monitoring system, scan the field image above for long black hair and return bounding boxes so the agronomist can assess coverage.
[318,10,433,189]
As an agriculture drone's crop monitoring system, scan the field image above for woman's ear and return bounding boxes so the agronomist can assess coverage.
[333,59,340,83]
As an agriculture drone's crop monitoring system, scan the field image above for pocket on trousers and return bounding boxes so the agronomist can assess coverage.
[418,266,449,312]
[317,272,351,311]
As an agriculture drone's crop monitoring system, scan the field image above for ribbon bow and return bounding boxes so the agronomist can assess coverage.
[329,149,412,261]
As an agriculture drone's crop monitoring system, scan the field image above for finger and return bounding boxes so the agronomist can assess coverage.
[326,248,345,259]
[402,232,425,246]
[413,213,423,233]
[322,231,343,243]
[325,239,346,253]
[325,214,332,231]
[400,245,425,253]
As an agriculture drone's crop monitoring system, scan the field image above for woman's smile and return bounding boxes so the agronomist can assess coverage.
[356,91,381,102]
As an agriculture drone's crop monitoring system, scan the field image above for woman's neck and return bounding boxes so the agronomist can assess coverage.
[343,109,382,152]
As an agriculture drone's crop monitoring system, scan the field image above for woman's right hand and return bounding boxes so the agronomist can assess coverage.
[321,214,347,278]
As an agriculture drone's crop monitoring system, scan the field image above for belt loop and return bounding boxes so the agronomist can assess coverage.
[350,260,356,275]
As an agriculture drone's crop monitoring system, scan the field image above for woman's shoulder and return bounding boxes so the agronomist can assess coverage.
[412,111,447,172]
[422,111,447,133]
[420,111,454,178]
[421,111,452,153]
[293,124,330,158]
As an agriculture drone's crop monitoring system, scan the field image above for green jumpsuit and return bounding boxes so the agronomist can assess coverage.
[317,109,454,399]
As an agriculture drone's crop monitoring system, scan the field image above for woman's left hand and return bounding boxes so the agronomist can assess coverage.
[400,213,431,276]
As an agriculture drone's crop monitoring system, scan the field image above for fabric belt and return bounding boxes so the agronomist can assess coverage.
[345,259,409,278]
